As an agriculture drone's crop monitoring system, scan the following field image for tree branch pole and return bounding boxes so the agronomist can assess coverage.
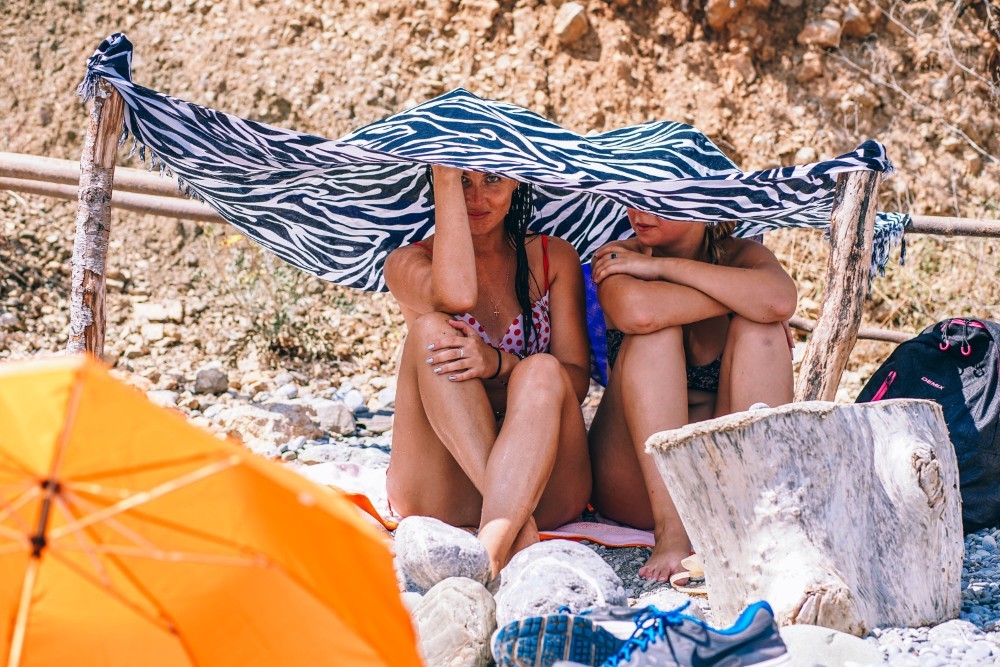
[788,316,913,344]
[0,177,222,222]
[67,80,124,358]
[795,170,882,402]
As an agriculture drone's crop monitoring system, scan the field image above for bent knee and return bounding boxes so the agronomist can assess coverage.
[728,315,785,347]
[508,353,566,395]
[408,311,454,346]
[619,325,683,356]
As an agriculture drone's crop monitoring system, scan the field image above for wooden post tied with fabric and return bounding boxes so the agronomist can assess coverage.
[795,170,882,401]
[67,79,123,359]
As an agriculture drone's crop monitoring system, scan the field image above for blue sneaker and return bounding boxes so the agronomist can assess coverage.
[587,601,790,667]
[491,609,628,666]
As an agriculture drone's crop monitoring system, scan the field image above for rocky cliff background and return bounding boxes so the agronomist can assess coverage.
[2,0,998,396]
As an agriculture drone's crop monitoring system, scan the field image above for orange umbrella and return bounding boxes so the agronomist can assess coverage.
[0,356,422,667]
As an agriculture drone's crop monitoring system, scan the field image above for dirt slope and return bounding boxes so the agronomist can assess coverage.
[1,0,999,391]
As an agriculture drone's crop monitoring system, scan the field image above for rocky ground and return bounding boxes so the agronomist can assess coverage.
[70,355,997,665]
[3,0,1000,665]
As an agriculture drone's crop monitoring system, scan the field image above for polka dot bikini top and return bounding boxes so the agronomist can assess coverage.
[410,235,552,356]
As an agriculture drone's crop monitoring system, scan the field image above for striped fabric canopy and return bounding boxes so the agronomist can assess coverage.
[79,33,907,292]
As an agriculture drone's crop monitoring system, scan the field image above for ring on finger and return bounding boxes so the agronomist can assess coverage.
[459,348,464,359]
[610,252,618,259]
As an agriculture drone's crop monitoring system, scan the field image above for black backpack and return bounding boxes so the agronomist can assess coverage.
[856,318,1000,533]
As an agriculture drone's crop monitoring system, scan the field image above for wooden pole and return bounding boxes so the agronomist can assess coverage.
[794,170,882,402]
[1,151,183,198]
[788,316,913,344]
[0,177,222,222]
[908,215,1000,237]
[67,80,124,358]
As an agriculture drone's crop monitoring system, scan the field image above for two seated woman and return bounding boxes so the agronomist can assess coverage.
[383,167,796,582]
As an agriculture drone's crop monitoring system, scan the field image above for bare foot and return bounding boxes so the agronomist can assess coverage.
[478,517,539,579]
[508,517,539,560]
[638,534,692,583]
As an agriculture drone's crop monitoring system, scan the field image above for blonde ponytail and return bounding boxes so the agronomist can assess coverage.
[704,220,738,265]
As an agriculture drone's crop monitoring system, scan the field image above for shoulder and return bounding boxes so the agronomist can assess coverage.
[536,235,582,276]
[541,235,580,262]
[724,236,781,268]
[385,238,432,276]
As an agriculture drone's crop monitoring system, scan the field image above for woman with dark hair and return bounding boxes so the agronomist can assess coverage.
[383,165,592,578]
[588,210,797,584]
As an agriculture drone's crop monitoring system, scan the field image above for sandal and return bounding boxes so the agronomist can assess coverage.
[669,554,708,597]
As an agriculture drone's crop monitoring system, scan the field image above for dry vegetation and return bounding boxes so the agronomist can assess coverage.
[1,0,998,396]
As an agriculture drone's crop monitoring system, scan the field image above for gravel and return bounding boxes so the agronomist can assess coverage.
[133,364,1000,664]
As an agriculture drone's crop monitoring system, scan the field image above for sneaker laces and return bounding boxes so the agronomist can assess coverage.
[604,603,692,666]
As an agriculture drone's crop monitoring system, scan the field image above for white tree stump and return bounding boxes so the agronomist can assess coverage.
[646,400,963,636]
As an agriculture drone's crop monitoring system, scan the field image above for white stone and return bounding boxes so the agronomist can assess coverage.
[133,300,184,323]
[494,540,627,627]
[412,578,496,667]
[146,390,179,407]
[377,386,397,408]
[779,624,885,665]
[794,147,818,164]
[306,397,356,435]
[214,402,324,445]
[342,389,366,411]
[394,516,492,593]
[140,322,165,342]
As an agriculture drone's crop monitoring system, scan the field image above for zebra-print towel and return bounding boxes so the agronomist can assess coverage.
[79,33,908,292]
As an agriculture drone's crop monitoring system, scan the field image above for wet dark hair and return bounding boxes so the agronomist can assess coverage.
[504,182,536,354]
[425,166,537,353]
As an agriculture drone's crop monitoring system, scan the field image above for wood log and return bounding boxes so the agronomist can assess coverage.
[909,215,1000,237]
[0,151,181,198]
[67,81,124,358]
[788,316,914,344]
[646,400,963,636]
[0,177,222,222]
[795,171,882,402]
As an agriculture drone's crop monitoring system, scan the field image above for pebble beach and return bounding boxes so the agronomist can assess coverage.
[135,364,1000,666]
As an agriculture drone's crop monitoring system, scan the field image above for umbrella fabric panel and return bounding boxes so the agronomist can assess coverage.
[57,359,231,481]
[16,556,190,667]
[109,558,395,666]
[60,457,420,666]
[0,357,78,478]
[80,33,907,292]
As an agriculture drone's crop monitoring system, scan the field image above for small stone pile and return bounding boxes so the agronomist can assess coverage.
[394,517,630,667]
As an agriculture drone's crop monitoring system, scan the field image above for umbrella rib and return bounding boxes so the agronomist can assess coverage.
[0,485,39,528]
[64,487,271,562]
[45,368,86,484]
[7,556,39,667]
[45,549,179,633]
[68,451,226,483]
[56,543,268,567]
[0,486,39,546]
[48,455,241,542]
[0,451,39,479]
[63,489,161,554]
[53,494,113,588]
[57,489,266,567]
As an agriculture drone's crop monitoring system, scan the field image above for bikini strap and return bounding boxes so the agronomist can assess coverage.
[541,235,550,292]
